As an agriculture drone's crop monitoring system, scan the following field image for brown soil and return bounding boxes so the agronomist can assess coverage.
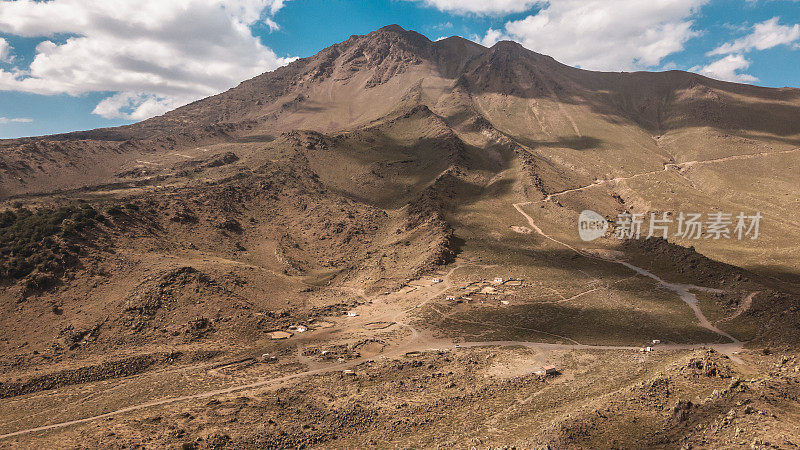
[1,24,799,448]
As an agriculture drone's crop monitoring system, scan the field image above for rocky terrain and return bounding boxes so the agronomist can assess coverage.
[0,25,799,448]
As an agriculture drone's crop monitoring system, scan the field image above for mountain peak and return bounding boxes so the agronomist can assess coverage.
[20,25,798,151]
[489,39,533,56]
[377,24,407,33]
[363,24,432,47]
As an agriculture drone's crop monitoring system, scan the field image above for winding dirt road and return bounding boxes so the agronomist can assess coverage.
[511,199,756,364]
[540,147,800,203]
[0,255,659,441]
[3,149,784,440]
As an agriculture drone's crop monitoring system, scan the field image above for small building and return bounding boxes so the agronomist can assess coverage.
[493,277,504,284]
[432,278,443,283]
[346,311,359,317]
[268,330,292,340]
[536,365,558,376]
[651,339,661,345]
[446,296,456,301]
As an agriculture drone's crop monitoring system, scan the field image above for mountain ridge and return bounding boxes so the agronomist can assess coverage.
[5,24,798,146]
[2,24,800,200]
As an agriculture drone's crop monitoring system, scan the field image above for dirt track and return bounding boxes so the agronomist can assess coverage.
[541,147,800,203]
[510,199,754,361]
[0,242,755,440]
[0,155,775,440]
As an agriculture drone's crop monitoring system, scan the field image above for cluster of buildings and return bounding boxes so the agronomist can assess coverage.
[438,276,524,305]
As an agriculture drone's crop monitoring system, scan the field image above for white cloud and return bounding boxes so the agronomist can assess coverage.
[661,61,679,70]
[91,92,195,121]
[691,54,758,83]
[478,28,504,47]
[478,0,707,71]
[0,37,11,62]
[0,116,33,124]
[0,0,294,120]
[691,17,799,84]
[411,0,541,15]
[708,17,800,55]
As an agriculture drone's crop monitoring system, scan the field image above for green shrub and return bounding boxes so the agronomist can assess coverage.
[105,206,123,216]
[0,204,102,281]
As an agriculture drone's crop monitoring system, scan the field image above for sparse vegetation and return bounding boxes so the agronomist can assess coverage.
[0,24,799,449]
[105,205,123,216]
[0,204,102,281]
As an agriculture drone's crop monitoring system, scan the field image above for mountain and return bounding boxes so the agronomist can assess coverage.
[3,24,800,198]
[1,25,800,448]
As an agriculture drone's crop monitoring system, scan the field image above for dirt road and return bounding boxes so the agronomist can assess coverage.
[0,255,687,441]
[541,147,800,203]
[1,155,776,440]
[510,197,761,366]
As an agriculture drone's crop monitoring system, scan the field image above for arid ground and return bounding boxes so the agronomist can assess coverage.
[1,25,800,448]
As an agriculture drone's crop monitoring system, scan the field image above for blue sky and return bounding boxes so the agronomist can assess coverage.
[0,0,798,138]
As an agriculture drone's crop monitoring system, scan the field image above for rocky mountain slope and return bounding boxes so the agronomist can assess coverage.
[2,24,799,198]
[1,25,799,448]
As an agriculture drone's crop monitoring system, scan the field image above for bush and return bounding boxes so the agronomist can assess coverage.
[0,204,102,281]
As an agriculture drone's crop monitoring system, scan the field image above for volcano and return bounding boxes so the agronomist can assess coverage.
[1,25,800,448]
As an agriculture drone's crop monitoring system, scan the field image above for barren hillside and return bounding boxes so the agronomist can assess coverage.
[1,25,799,448]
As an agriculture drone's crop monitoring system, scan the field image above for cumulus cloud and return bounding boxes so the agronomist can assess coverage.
[0,0,295,120]
[0,37,11,62]
[691,54,758,83]
[411,0,541,15]
[689,17,799,84]
[478,28,505,47]
[477,0,707,71]
[708,17,800,55]
[91,92,195,121]
[0,116,33,124]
